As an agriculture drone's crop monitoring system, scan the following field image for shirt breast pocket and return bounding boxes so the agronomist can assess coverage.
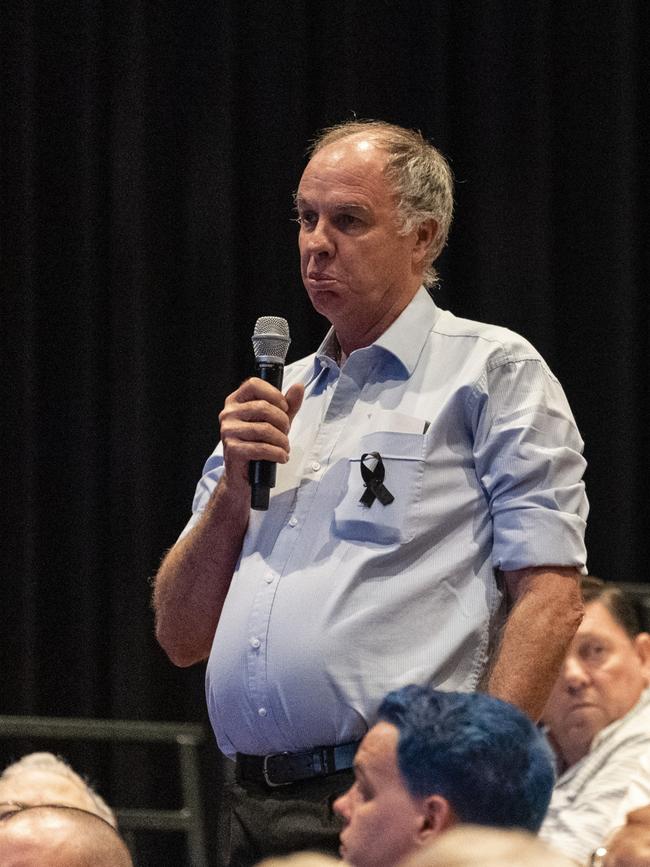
[333,431,426,545]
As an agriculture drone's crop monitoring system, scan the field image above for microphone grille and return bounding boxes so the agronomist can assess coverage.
[252,316,291,363]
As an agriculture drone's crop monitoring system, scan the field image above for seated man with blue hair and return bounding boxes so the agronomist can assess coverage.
[334,685,555,867]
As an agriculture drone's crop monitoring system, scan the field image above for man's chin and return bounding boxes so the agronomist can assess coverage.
[556,716,603,763]
[339,844,355,865]
[307,288,343,316]
[338,840,359,866]
[565,705,605,734]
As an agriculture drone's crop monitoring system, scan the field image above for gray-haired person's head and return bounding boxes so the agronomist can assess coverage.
[309,120,454,286]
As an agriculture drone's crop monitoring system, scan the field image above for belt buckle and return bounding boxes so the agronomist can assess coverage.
[314,747,330,775]
[262,752,292,787]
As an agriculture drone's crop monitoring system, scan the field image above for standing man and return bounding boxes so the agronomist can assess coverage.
[153,120,588,863]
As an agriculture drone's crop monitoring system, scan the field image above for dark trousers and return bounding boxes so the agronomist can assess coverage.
[225,768,354,866]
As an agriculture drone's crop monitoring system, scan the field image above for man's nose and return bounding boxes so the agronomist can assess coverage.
[306,219,334,257]
[333,789,350,821]
[563,655,589,691]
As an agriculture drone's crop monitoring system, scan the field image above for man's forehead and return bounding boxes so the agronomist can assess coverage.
[356,721,400,773]
[311,132,386,165]
[578,600,630,639]
[299,137,390,191]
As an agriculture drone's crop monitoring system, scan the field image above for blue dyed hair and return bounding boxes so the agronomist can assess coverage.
[377,686,555,833]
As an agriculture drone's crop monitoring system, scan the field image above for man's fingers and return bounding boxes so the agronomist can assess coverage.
[626,806,650,825]
[233,377,290,411]
[224,439,290,465]
[218,378,302,479]
[222,399,292,433]
[223,418,290,450]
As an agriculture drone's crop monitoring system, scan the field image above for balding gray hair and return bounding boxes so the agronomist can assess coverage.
[0,752,116,828]
[309,120,454,286]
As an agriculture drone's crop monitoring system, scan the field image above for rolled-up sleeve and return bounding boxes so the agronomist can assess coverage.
[177,447,225,540]
[470,356,588,572]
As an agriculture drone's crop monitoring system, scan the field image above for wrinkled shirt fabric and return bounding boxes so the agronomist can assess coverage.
[182,288,588,757]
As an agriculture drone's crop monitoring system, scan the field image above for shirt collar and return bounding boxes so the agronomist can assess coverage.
[310,286,440,382]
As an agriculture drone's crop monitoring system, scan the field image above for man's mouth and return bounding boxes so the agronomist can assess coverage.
[567,700,596,713]
[308,272,338,282]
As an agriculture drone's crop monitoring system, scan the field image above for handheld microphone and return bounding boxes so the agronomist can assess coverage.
[249,316,291,510]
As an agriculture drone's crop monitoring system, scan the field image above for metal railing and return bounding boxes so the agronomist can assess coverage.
[0,715,208,867]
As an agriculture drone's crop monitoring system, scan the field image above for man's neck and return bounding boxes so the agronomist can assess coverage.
[334,284,421,355]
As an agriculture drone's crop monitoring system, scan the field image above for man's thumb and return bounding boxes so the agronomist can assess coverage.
[285,383,305,424]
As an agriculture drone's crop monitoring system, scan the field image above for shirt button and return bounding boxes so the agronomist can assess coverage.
[258,707,267,717]
[311,461,321,472]
[264,573,274,584]
[250,637,261,649]
[288,517,298,527]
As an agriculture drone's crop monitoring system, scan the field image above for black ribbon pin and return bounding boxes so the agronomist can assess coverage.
[359,452,394,508]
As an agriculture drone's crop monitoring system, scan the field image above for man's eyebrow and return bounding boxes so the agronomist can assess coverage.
[293,196,369,213]
[331,202,369,213]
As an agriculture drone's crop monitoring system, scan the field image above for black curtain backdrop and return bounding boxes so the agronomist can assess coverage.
[1,2,648,865]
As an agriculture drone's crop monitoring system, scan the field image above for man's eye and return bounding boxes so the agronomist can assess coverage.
[336,214,360,228]
[297,212,317,227]
[583,643,607,661]
[355,783,372,802]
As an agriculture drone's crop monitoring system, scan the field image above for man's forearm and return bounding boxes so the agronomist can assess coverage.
[152,475,250,667]
[153,378,304,668]
[486,567,584,720]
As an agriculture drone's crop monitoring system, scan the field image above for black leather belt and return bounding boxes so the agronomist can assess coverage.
[236,741,359,788]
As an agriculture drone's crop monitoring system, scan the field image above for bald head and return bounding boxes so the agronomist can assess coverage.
[0,805,133,867]
[257,856,339,867]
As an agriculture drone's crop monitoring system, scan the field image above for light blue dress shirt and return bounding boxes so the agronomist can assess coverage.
[186,288,588,758]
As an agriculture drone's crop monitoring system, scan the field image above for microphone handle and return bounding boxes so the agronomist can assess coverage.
[249,361,284,510]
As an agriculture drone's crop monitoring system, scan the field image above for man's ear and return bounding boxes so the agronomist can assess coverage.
[633,632,650,684]
[411,219,438,267]
[416,794,456,844]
